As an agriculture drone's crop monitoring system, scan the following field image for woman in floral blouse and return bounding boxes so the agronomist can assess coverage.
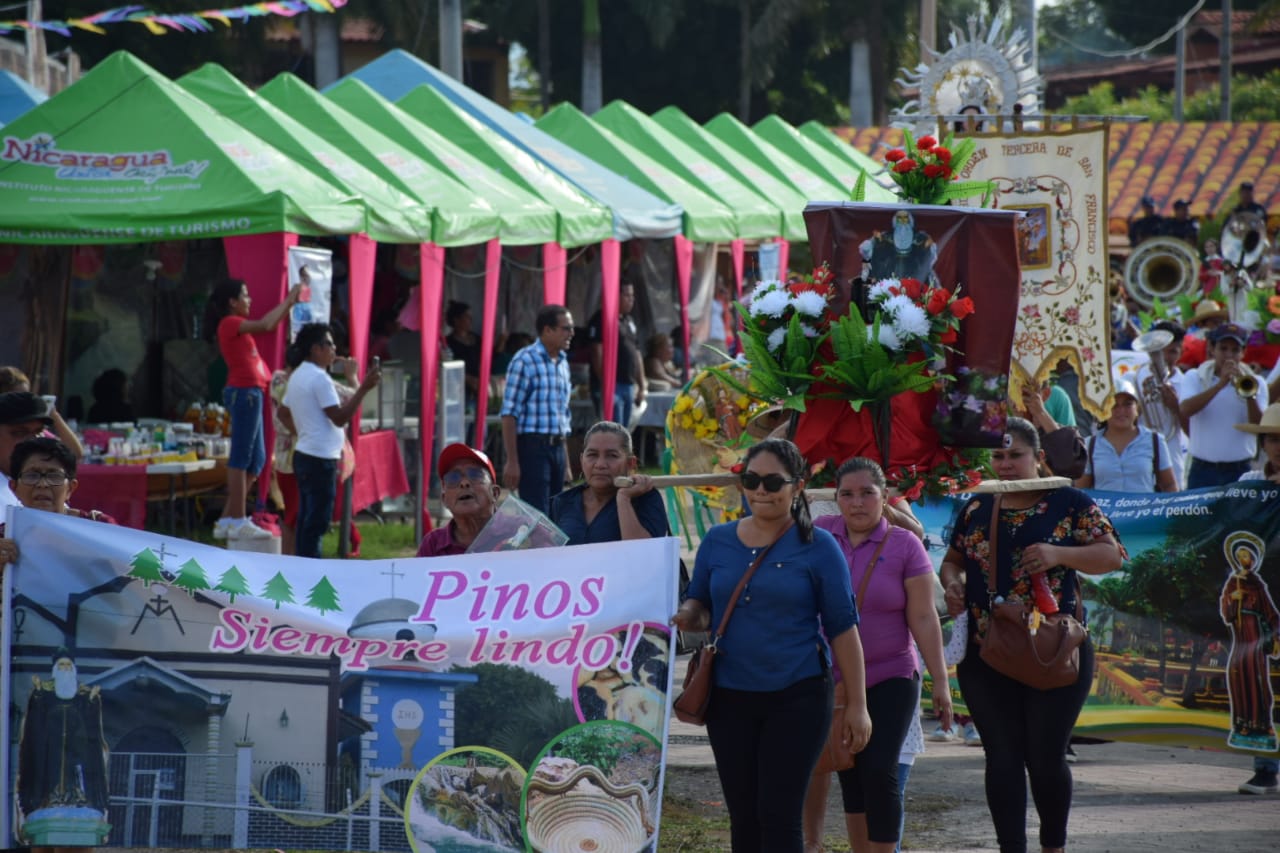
[940,417,1124,853]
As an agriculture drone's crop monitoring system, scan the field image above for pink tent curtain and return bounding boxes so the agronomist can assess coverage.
[599,238,621,422]
[223,231,298,506]
[730,239,745,299]
[776,237,790,280]
[475,238,502,449]
[417,242,446,503]
[542,242,568,305]
[673,235,694,382]
[347,233,377,438]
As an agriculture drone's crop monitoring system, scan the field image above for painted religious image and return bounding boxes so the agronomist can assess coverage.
[859,209,939,285]
[1219,531,1280,753]
[16,650,112,847]
[1010,204,1051,269]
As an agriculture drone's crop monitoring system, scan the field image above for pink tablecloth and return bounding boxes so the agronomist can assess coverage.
[342,429,409,516]
[72,464,149,530]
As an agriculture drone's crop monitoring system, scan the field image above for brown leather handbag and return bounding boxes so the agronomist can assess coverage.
[977,495,1087,691]
[812,530,894,774]
[673,524,790,726]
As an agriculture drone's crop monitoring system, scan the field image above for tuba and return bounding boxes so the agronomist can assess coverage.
[1221,212,1270,274]
[1131,329,1175,426]
[1124,237,1201,309]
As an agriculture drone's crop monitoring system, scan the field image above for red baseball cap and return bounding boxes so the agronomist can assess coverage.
[436,443,496,482]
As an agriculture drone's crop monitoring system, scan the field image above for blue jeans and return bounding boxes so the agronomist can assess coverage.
[896,762,913,853]
[1186,457,1251,489]
[223,386,266,475]
[592,383,636,427]
[515,433,566,515]
[1256,756,1280,775]
[293,451,337,559]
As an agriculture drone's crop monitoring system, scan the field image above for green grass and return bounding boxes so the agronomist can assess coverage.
[321,515,420,560]
[658,793,732,852]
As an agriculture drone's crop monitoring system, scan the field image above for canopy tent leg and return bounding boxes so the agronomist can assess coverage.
[542,241,568,305]
[674,235,694,382]
[600,238,621,423]
[417,243,446,542]
[776,237,790,280]
[474,239,502,449]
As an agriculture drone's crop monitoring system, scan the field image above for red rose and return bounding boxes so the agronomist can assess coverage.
[901,277,924,299]
[885,149,906,163]
[903,480,925,501]
[949,296,976,319]
[917,135,938,150]
[926,288,952,315]
[939,327,958,345]
[943,166,954,179]
[893,158,917,173]
[923,164,946,178]
[932,146,952,163]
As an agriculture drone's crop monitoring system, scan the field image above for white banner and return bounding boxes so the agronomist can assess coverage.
[287,245,333,342]
[2,509,679,850]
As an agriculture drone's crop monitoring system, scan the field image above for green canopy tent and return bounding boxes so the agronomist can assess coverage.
[326,76,567,446]
[704,112,856,277]
[594,99,787,299]
[651,106,812,244]
[798,119,898,194]
[753,114,897,203]
[537,102,740,380]
[257,72,507,506]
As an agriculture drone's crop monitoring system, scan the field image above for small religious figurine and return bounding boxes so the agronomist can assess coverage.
[1219,532,1280,752]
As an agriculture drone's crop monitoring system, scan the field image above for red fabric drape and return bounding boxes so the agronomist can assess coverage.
[475,239,502,448]
[418,243,446,508]
[347,233,377,438]
[223,231,298,507]
[599,238,622,422]
[543,241,568,305]
[674,235,694,382]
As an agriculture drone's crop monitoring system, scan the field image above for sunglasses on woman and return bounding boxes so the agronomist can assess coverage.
[740,471,795,492]
[441,466,491,488]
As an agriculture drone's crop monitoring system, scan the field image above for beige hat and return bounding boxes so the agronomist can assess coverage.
[1190,299,1228,326]
[1236,403,1280,434]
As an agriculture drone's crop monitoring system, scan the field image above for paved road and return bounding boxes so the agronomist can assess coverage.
[664,660,1280,851]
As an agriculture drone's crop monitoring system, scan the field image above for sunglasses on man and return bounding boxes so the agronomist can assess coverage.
[442,466,492,488]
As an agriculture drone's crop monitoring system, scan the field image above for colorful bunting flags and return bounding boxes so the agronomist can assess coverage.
[0,1,347,36]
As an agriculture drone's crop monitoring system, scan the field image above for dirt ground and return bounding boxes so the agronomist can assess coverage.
[662,723,1280,852]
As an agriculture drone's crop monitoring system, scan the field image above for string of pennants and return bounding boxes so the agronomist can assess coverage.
[0,1,348,37]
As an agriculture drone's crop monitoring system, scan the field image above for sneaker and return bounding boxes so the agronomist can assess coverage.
[1238,772,1280,795]
[963,722,982,747]
[228,518,273,540]
[212,517,235,539]
[1065,745,1078,764]
[928,723,960,742]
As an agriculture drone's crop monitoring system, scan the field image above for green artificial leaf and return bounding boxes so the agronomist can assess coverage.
[852,170,867,202]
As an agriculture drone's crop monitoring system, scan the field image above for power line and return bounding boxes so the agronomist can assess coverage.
[1043,0,1207,59]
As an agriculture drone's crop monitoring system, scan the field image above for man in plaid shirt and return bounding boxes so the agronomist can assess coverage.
[500,304,575,513]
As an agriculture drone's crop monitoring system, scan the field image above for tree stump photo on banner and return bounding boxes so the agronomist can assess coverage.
[953,123,1114,421]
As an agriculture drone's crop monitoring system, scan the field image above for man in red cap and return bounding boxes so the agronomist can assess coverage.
[416,443,501,557]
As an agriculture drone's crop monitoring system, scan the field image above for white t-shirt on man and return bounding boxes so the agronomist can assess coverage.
[283,361,343,460]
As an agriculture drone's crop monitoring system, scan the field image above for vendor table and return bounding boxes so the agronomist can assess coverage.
[346,429,410,515]
[74,459,220,533]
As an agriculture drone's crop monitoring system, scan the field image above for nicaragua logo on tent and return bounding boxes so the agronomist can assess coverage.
[2,133,210,184]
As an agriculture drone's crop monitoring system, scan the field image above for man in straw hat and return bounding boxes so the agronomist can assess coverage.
[1229,402,1280,794]
[1180,323,1267,488]
[1189,299,1229,335]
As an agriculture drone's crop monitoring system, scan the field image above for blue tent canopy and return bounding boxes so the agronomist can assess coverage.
[0,70,48,125]
[329,50,682,243]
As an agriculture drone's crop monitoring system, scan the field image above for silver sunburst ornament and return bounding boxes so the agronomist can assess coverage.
[893,14,1043,135]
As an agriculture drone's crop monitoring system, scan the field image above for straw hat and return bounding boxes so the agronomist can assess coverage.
[1236,403,1280,434]
[1190,299,1228,326]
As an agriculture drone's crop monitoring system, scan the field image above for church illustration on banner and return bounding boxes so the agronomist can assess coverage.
[8,541,476,850]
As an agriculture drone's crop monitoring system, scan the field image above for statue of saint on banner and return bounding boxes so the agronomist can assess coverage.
[1219,532,1280,753]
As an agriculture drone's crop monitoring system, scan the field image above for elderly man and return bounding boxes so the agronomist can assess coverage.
[860,209,938,283]
[0,437,116,567]
[417,444,501,557]
[0,392,54,517]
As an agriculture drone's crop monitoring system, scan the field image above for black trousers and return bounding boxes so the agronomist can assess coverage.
[835,675,920,842]
[957,639,1096,852]
[705,676,831,853]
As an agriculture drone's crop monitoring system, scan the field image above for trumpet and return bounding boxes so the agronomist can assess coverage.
[1234,366,1260,400]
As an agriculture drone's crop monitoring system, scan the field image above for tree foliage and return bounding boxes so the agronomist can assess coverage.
[452,662,563,752]
[1059,70,1280,121]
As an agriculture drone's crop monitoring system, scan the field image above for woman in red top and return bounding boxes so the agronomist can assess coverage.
[210,277,301,540]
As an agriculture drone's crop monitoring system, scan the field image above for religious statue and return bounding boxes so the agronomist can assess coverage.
[16,650,112,844]
[859,209,939,285]
[1219,533,1280,753]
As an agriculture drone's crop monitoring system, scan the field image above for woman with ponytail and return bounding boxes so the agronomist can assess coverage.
[672,438,872,853]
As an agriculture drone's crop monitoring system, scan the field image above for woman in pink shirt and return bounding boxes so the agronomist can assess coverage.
[804,457,951,853]
[210,277,301,540]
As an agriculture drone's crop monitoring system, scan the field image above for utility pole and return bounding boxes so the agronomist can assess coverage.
[440,0,463,82]
[920,0,936,59]
[1219,0,1232,120]
[1174,24,1186,121]
[1012,0,1037,76]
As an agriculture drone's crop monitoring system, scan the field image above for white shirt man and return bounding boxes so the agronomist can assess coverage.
[1178,323,1267,488]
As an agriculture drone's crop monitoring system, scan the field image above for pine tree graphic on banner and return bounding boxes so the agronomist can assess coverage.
[262,571,296,609]
[306,576,342,614]
[127,548,164,585]
[174,558,210,593]
[215,565,252,603]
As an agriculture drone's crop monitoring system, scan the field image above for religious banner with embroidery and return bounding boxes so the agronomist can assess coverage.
[1,509,678,851]
[954,124,1113,421]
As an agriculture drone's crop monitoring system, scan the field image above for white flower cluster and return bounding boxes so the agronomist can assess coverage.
[747,281,828,352]
[868,279,931,350]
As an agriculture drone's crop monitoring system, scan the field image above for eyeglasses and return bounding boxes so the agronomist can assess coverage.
[442,466,491,488]
[18,470,69,487]
[740,471,794,492]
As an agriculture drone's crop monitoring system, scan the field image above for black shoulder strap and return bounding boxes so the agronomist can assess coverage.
[1088,434,1096,477]
[1152,430,1160,478]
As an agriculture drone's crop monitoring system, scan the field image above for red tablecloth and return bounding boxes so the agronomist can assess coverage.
[344,429,409,516]
[72,464,148,530]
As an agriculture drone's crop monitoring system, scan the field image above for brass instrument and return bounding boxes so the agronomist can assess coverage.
[1220,212,1271,323]
[1131,329,1175,413]
[1124,236,1201,309]
[1234,365,1260,400]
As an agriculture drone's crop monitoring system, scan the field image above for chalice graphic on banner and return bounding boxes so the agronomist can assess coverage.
[392,699,425,769]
